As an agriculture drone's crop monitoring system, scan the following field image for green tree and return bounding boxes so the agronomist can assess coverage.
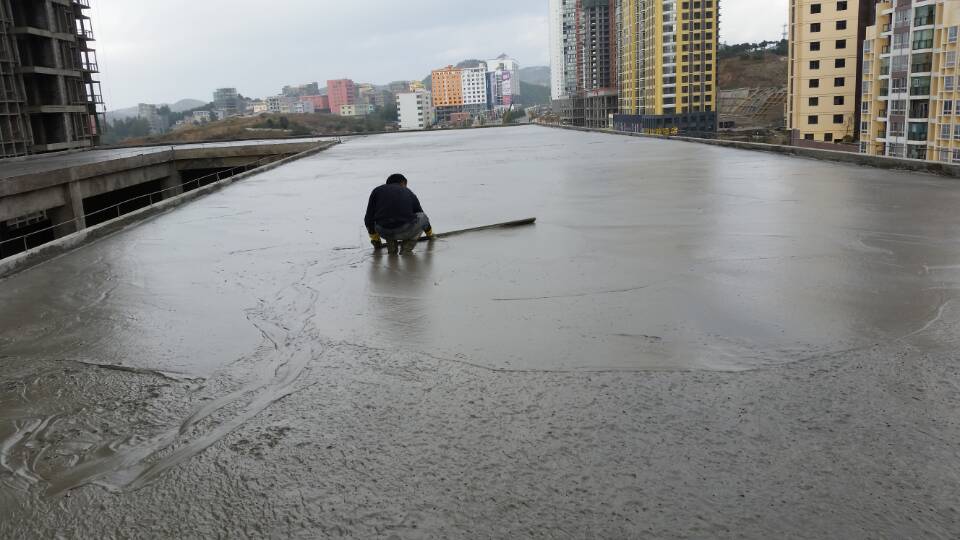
[102,117,152,145]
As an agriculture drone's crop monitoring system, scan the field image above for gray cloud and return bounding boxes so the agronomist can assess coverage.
[94,0,783,109]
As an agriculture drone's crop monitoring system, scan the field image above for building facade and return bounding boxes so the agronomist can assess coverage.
[299,94,329,112]
[613,0,719,135]
[213,87,241,117]
[137,103,166,134]
[786,0,876,145]
[554,0,619,128]
[0,0,104,158]
[339,103,375,117]
[487,54,521,107]
[431,66,464,107]
[860,0,960,162]
[397,90,434,130]
[282,82,320,98]
[327,79,357,116]
[549,0,568,100]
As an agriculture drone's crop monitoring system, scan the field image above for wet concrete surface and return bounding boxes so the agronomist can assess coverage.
[1,126,959,537]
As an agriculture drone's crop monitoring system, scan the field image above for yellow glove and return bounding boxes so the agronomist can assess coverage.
[369,233,382,248]
[424,228,435,239]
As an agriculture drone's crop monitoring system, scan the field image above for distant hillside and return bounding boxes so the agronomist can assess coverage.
[519,82,550,106]
[718,51,787,90]
[106,98,206,122]
[519,66,550,87]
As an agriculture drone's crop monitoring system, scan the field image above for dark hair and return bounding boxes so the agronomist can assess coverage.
[386,174,407,185]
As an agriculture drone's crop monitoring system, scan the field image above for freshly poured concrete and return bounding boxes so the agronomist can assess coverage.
[1,127,959,537]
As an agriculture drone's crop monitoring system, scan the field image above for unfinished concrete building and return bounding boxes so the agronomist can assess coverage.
[554,0,618,128]
[0,0,103,159]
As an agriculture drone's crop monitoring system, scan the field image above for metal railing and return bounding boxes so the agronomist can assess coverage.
[0,154,277,257]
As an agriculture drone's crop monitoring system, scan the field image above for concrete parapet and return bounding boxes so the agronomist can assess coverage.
[547,124,960,178]
[0,142,335,280]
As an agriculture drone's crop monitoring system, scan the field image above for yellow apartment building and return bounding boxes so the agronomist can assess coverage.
[787,0,874,144]
[615,0,719,134]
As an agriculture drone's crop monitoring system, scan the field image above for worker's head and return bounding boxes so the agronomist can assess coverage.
[386,173,408,187]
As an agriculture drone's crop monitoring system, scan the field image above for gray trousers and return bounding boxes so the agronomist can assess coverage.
[375,213,431,242]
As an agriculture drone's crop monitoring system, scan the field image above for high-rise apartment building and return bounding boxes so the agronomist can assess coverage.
[431,66,463,107]
[327,79,357,116]
[431,64,489,123]
[614,0,719,134]
[0,0,104,158]
[860,1,960,162]
[786,0,876,145]
[486,54,521,107]
[549,0,567,100]
[397,90,434,131]
[553,0,618,128]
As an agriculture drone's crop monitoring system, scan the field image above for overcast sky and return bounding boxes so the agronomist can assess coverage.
[95,0,786,109]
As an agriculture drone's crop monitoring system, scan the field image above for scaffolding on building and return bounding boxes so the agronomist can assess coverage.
[0,0,31,158]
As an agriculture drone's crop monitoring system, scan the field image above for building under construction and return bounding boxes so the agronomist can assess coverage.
[554,0,618,129]
[0,0,103,159]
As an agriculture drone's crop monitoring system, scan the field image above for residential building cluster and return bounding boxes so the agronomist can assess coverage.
[549,0,720,134]
[786,0,960,164]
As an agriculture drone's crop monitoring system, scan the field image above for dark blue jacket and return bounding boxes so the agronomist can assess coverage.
[364,184,424,234]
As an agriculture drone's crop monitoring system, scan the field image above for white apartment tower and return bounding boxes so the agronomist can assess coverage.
[397,91,435,130]
[550,0,567,99]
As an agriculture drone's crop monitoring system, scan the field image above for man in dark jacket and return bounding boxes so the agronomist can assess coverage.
[364,173,434,254]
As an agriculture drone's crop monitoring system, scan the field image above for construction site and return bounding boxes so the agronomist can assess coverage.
[1,126,959,537]
[0,0,103,158]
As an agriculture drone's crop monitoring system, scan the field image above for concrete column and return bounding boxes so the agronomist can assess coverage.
[161,168,184,199]
[50,181,86,238]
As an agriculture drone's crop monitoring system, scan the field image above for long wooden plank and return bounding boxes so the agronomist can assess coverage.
[429,217,537,240]
[375,218,536,249]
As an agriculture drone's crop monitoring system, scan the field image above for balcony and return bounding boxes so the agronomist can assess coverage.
[882,23,892,32]
[76,28,95,40]
[881,46,891,54]
[910,86,930,96]
[914,16,934,27]
[912,39,933,50]
[73,0,91,7]
[911,63,932,73]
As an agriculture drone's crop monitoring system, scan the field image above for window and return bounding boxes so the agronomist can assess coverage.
[953,124,960,139]
[835,96,845,105]
[811,4,821,14]
[836,20,847,31]
[947,52,957,68]
[951,27,959,43]
[809,97,820,106]
[811,41,821,52]
[808,115,819,124]
[941,124,952,139]
[945,76,956,91]
[837,1,847,10]
[825,133,834,142]
[804,133,815,140]
[833,114,845,124]
[810,60,821,69]
[811,23,821,32]
[810,79,820,88]
[945,100,954,115]
[953,149,960,163]
[836,39,847,49]
[835,58,846,69]
[834,77,845,87]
